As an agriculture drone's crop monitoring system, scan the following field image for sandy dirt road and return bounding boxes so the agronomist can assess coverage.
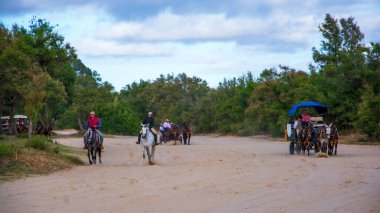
[1,136,379,213]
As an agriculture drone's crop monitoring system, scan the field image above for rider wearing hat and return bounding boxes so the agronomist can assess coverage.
[83,111,104,149]
[137,112,158,145]
[163,118,171,130]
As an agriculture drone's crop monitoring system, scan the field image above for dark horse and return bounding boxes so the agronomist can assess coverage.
[182,125,192,145]
[300,124,312,155]
[326,124,339,156]
[36,122,53,136]
[86,128,102,164]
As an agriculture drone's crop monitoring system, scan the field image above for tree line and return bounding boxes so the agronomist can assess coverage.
[1,14,379,140]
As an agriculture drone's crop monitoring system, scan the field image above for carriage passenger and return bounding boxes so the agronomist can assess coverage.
[136,112,158,145]
[83,111,104,149]
[159,123,164,134]
[301,111,311,128]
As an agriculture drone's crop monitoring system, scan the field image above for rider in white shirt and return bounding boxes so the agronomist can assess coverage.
[163,119,171,130]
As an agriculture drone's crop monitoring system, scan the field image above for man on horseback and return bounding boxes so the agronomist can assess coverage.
[136,112,158,145]
[83,111,104,149]
[163,118,171,130]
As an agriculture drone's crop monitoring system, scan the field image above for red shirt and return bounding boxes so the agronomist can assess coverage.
[302,113,311,122]
[87,116,100,128]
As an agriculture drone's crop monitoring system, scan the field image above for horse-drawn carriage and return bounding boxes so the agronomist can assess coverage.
[160,123,182,144]
[287,101,338,156]
[159,123,192,145]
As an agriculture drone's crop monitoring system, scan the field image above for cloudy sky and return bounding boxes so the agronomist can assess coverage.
[1,0,379,91]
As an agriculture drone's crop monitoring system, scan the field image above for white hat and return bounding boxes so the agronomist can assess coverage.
[90,111,95,115]
[148,112,153,115]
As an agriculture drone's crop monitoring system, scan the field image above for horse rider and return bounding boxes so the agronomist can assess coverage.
[163,118,171,131]
[136,112,158,145]
[83,111,104,149]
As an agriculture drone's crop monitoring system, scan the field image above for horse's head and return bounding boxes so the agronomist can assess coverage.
[141,123,148,139]
[325,123,332,139]
[87,129,93,142]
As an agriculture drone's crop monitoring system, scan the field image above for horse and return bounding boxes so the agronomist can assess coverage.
[182,126,192,145]
[300,124,312,155]
[172,125,182,145]
[315,125,329,154]
[86,128,102,165]
[325,124,339,156]
[140,123,156,165]
[160,125,182,145]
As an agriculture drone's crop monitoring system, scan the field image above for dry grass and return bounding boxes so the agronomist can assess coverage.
[0,136,84,183]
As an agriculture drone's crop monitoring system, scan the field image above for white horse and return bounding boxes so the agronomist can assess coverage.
[140,123,156,165]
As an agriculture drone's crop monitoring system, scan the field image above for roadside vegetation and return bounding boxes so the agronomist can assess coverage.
[0,135,84,183]
[1,13,379,141]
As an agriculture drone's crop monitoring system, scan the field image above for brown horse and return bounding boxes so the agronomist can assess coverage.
[326,124,339,156]
[300,124,312,155]
[160,124,182,145]
[182,126,192,145]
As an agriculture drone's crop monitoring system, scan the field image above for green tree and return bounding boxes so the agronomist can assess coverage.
[311,13,368,131]
[355,87,380,140]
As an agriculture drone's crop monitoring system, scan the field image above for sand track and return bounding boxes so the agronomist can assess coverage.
[1,136,379,213]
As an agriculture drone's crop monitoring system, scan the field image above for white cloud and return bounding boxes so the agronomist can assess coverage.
[95,11,256,41]
[76,38,179,57]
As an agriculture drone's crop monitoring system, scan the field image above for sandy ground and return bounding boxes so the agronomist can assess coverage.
[1,136,379,213]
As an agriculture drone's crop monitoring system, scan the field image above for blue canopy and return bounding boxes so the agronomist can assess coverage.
[288,101,328,117]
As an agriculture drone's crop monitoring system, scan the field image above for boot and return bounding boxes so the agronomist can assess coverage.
[136,134,141,144]
[83,144,88,149]
[154,134,158,145]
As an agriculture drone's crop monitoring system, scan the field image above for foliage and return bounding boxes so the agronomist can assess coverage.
[1,14,379,141]
[0,143,13,158]
[355,87,380,140]
[26,136,51,150]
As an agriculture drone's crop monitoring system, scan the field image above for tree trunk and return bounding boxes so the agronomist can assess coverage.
[9,116,17,135]
[45,104,49,127]
[77,113,84,133]
[28,118,33,139]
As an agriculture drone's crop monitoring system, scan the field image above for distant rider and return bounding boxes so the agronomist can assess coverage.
[136,112,158,145]
[83,111,104,149]
[163,118,171,131]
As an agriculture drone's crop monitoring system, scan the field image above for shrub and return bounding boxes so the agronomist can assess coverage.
[26,136,51,151]
[0,143,12,158]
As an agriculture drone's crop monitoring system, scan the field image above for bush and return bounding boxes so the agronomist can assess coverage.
[0,143,13,158]
[16,133,29,138]
[26,136,51,151]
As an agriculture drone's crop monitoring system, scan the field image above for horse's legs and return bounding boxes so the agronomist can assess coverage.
[98,147,102,164]
[146,146,153,165]
[188,134,191,145]
[92,148,96,165]
[151,146,155,160]
[88,148,92,164]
